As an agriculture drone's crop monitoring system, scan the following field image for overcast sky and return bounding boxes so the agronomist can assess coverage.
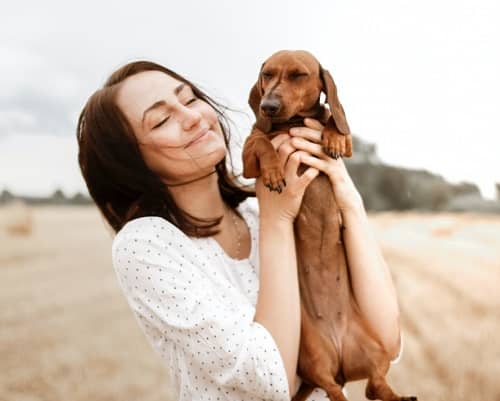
[1,0,499,199]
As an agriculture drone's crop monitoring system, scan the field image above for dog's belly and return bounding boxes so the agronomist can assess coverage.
[294,171,389,385]
[294,172,351,353]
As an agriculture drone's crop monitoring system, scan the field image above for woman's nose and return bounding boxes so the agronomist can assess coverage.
[178,104,202,131]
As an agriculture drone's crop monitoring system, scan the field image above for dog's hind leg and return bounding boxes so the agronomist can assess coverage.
[365,375,418,401]
[291,382,314,401]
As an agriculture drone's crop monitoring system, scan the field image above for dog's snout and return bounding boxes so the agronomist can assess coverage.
[260,99,281,116]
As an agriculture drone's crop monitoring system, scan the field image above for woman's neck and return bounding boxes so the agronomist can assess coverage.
[165,171,226,219]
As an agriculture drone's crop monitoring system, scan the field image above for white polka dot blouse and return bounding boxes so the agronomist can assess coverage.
[111,197,402,401]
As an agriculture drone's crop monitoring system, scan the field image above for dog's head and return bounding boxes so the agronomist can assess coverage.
[249,50,349,135]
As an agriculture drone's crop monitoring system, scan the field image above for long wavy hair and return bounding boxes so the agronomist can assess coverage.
[77,60,255,236]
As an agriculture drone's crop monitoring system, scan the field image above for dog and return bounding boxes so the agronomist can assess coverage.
[242,50,417,401]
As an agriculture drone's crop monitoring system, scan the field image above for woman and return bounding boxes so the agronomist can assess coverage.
[77,60,402,401]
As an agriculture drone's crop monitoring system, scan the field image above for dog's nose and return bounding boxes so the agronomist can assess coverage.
[260,99,281,116]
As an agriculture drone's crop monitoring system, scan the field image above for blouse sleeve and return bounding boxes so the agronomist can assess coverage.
[390,331,404,365]
[112,217,290,401]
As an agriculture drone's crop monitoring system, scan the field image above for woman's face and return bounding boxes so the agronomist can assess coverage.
[116,70,227,185]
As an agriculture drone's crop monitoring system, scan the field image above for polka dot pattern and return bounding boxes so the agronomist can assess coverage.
[110,196,400,400]
[111,198,291,401]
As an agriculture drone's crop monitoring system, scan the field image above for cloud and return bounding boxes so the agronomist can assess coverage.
[1,0,499,198]
[0,46,84,137]
[0,88,80,137]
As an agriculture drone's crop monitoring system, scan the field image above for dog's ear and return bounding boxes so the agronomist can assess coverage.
[319,66,350,135]
[248,78,262,118]
[248,63,272,133]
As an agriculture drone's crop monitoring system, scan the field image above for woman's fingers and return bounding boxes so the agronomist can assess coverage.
[285,150,319,187]
[299,166,320,186]
[289,126,322,143]
[289,118,324,145]
[289,136,327,159]
[285,150,319,188]
[304,117,324,131]
[277,139,296,170]
[270,133,291,150]
[298,153,330,174]
[269,133,298,172]
[284,150,302,176]
[299,152,354,186]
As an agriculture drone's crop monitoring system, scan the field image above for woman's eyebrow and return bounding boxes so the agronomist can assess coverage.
[175,83,187,95]
[141,83,187,126]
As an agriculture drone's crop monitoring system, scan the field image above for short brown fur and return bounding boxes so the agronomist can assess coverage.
[242,50,417,401]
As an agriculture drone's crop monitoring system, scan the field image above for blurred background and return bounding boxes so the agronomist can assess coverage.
[1,0,499,400]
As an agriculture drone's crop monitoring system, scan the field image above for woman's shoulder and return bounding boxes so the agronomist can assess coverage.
[113,215,181,240]
[111,215,191,257]
[112,197,259,256]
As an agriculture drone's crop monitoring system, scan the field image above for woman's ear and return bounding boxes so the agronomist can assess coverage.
[248,63,272,133]
[319,66,350,135]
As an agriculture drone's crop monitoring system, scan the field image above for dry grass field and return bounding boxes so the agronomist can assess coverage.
[1,204,499,401]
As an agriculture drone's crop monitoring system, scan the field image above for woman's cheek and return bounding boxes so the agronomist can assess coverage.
[200,102,219,125]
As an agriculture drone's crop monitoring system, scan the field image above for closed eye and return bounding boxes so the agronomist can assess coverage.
[289,72,308,80]
[152,117,169,129]
[152,98,197,129]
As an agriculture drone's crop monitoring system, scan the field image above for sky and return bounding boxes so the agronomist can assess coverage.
[1,0,499,199]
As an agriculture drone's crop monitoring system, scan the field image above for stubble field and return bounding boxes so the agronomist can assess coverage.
[1,205,499,401]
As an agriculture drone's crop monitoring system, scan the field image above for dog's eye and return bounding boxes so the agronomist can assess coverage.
[289,72,307,80]
[261,72,273,80]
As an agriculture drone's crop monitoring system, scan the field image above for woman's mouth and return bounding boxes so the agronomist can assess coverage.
[184,128,210,148]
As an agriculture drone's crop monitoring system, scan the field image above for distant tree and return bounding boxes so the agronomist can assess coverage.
[349,135,382,164]
[496,183,500,201]
[429,180,453,210]
[0,189,15,204]
[50,188,67,204]
[451,181,481,197]
[70,192,92,205]
[376,167,413,210]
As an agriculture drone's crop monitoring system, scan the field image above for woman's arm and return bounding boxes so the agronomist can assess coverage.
[341,204,401,359]
[255,218,300,396]
[253,136,320,396]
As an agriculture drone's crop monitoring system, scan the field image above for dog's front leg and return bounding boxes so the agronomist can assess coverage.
[321,117,353,159]
[242,128,285,192]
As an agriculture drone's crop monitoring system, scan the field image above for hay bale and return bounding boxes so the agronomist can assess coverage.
[0,200,33,236]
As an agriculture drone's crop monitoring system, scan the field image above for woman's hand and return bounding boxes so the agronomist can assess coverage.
[255,133,319,224]
[289,118,364,212]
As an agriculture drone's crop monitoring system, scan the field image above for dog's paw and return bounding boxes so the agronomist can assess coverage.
[262,167,286,193]
[321,132,346,159]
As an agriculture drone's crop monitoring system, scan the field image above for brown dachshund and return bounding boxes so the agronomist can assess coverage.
[242,50,417,401]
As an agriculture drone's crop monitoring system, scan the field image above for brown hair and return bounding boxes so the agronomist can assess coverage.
[77,60,255,236]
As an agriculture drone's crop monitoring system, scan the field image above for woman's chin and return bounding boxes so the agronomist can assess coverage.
[206,147,227,167]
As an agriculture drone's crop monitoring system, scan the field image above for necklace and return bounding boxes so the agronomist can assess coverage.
[227,206,242,260]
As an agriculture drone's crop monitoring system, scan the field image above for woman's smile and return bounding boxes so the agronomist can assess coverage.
[184,126,211,148]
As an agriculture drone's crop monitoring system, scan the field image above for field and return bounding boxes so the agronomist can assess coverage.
[1,205,499,401]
